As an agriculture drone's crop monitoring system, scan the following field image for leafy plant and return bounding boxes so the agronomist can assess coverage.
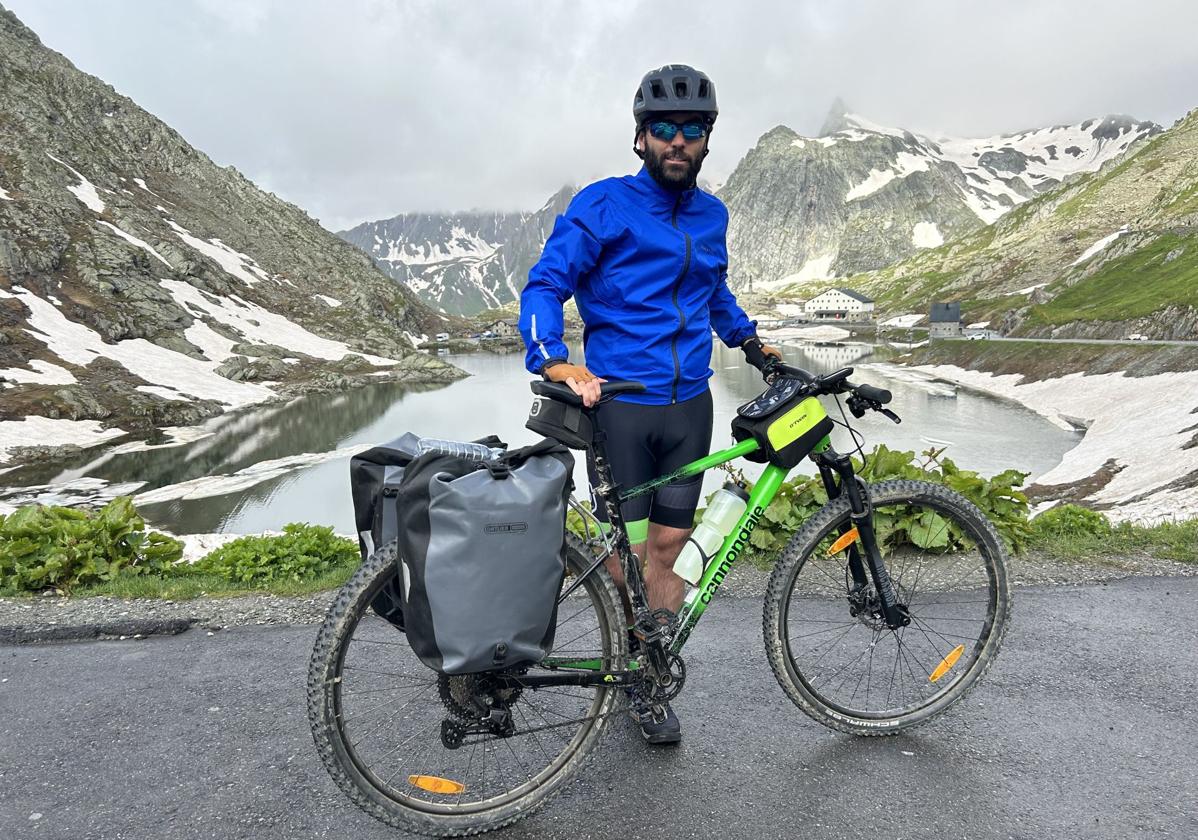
[194,523,358,585]
[0,497,183,592]
[715,444,1031,562]
[1029,504,1113,540]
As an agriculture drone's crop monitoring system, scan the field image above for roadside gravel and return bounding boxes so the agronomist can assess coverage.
[0,550,1192,643]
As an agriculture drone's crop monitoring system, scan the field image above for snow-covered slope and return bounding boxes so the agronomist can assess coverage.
[720,104,1160,289]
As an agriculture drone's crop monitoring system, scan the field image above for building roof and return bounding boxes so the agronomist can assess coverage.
[836,288,874,304]
[929,302,962,323]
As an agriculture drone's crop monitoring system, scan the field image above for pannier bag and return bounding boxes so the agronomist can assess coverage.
[394,438,574,674]
[730,377,834,469]
[349,433,506,630]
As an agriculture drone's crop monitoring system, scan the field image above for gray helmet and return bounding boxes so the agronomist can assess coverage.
[633,64,718,126]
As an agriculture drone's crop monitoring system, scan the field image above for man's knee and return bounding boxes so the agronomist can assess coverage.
[647,523,691,566]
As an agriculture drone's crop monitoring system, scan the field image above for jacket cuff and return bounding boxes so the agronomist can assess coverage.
[538,357,569,379]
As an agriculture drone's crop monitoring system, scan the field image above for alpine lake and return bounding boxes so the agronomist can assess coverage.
[0,339,1081,536]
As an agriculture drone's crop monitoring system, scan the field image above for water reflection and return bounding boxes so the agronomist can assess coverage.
[0,341,1080,535]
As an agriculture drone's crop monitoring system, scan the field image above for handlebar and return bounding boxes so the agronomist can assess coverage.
[748,354,900,424]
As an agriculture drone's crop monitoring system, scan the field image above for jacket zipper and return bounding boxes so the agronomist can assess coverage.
[669,196,691,404]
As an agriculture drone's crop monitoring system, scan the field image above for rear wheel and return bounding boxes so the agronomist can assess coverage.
[764,480,1010,735]
[307,536,624,836]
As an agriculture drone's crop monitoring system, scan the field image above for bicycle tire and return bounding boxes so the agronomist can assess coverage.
[763,479,1010,736]
[307,535,625,836]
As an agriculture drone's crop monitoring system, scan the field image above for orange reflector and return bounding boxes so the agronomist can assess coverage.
[826,528,860,555]
[929,644,965,683]
[408,775,465,794]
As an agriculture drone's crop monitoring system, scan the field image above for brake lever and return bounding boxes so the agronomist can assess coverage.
[880,408,901,424]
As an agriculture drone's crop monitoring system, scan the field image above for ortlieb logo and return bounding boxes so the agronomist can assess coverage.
[529,397,544,417]
[485,522,528,534]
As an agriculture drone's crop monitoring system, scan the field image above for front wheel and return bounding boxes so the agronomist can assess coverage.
[307,535,625,836]
[764,479,1010,735]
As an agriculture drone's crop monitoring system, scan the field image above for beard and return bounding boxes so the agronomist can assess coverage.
[643,143,704,191]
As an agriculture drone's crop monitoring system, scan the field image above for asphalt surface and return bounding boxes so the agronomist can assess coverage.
[2,576,1196,840]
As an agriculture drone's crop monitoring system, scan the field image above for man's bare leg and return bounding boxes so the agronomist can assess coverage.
[645,523,691,614]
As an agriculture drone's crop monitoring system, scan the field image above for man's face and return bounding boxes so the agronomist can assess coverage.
[639,110,709,190]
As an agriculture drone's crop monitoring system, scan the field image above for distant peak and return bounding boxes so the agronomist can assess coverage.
[819,98,852,136]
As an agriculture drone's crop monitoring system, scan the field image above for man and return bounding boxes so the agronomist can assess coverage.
[518,64,780,744]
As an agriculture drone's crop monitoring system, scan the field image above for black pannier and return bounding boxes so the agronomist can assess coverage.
[730,377,835,469]
[393,438,574,674]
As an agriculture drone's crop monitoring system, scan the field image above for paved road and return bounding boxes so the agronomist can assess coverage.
[945,336,1198,346]
[3,577,1196,840]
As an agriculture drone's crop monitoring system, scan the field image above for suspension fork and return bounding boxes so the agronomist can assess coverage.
[815,452,909,629]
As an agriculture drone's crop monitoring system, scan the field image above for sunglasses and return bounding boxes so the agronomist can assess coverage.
[645,120,709,142]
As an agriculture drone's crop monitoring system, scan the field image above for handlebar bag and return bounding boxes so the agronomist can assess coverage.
[731,381,834,469]
[393,439,574,674]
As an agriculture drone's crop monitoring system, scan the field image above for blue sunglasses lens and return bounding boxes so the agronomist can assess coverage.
[648,121,707,141]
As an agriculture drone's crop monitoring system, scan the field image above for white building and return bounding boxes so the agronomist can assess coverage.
[803,289,875,321]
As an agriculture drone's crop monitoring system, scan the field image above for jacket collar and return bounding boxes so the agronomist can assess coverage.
[632,164,697,209]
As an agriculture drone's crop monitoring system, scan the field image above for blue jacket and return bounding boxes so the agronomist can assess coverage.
[518,166,756,405]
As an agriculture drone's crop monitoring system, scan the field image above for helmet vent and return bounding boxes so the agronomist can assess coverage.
[650,80,666,99]
[674,79,689,98]
[698,80,709,98]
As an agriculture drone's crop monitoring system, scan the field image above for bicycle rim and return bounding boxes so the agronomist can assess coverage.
[309,541,621,828]
[777,483,1006,724]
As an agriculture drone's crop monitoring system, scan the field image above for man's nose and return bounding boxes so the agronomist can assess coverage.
[669,132,688,148]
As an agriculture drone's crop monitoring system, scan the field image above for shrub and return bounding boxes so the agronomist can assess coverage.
[194,523,358,585]
[735,444,1032,558]
[1029,504,1113,539]
[0,497,183,592]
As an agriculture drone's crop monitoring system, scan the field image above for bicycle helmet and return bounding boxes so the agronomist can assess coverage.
[633,64,718,126]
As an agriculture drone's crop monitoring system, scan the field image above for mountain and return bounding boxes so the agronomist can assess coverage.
[0,6,459,462]
[719,103,1160,290]
[817,107,1198,340]
[338,187,575,316]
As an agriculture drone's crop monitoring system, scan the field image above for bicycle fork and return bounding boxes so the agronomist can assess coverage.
[815,452,910,630]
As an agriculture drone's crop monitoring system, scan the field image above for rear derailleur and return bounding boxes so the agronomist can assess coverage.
[438,674,518,749]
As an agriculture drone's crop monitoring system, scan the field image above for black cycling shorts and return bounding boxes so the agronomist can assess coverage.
[586,389,713,541]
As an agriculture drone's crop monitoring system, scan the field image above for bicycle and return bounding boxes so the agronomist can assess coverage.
[307,356,1011,836]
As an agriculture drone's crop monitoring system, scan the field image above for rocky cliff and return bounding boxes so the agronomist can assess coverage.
[719,104,1159,290]
[836,108,1198,340]
[0,6,461,463]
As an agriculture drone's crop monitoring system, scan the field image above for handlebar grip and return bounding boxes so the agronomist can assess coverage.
[855,383,892,404]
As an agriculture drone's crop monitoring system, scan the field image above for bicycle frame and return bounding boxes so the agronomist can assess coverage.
[539,414,908,688]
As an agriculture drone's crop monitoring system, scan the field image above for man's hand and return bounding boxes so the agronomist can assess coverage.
[741,336,784,370]
[762,342,782,361]
[544,363,606,408]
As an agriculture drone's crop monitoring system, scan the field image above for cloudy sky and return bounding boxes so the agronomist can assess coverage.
[7,0,1197,231]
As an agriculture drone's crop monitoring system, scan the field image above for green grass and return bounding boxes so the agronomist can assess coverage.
[1024,232,1198,325]
[1029,518,1198,564]
[0,558,359,600]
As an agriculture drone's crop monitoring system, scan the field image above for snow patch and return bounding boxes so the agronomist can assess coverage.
[0,417,126,464]
[160,280,397,366]
[881,313,925,328]
[13,285,274,408]
[846,169,896,201]
[1071,226,1129,266]
[768,255,835,289]
[0,186,12,201]
[96,221,173,268]
[912,222,944,248]
[1015,282,1049,295]
[790,138,806,149]
[165,220,274,286]
[314,294,342,308]
[0,358,77,387]
[909,364,1198,523]
[966,321,991,329]
[45,152,105,213]
[132,177,159,197]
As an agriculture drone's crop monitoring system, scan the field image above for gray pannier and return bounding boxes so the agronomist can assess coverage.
[356,435,573,674]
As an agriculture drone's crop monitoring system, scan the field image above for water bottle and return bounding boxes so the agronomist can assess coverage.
[673,483,750,585]
[416,438,505,461]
